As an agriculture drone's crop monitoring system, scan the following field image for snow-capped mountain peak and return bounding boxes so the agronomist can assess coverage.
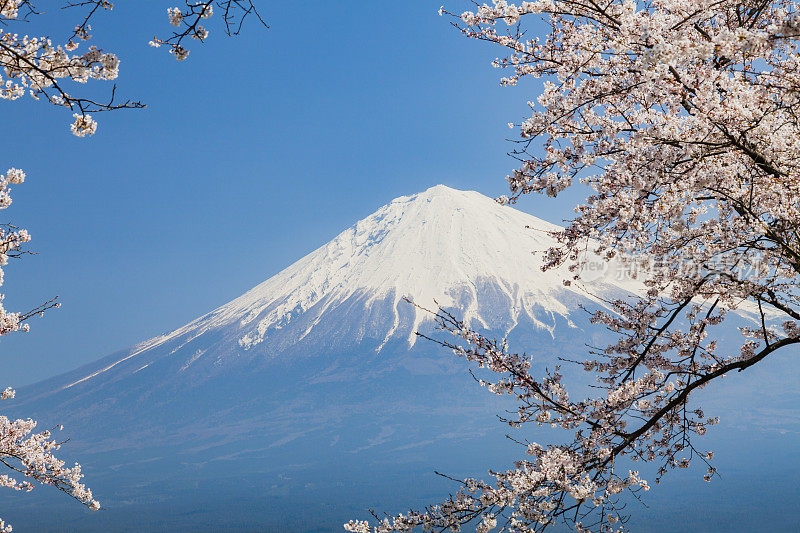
[61,185,635,390]
[231,184,571,348]
[150,186,627,352]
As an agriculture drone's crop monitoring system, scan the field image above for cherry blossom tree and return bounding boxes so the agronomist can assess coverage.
[346,0,800,531]
[1,1,262,529]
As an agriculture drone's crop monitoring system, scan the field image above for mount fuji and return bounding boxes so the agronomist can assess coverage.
[19,185,636,404]
[3,186,679,531]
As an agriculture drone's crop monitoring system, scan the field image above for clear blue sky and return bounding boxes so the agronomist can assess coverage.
[3,1,582,385]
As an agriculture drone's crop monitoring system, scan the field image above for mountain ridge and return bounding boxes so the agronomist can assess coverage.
[39,184,639,396]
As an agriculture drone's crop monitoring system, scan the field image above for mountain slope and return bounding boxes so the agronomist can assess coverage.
[7,185,645,531]
[30,185,634,397]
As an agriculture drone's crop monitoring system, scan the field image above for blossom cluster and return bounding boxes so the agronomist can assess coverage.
[0,409,101,532]
[149,1,263,62]
[70,113,98,137]
[151,2,214,60]
[0,1,121,136]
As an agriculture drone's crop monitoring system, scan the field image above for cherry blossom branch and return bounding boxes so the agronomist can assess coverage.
[1,0,264,132]
[149,1,266,61]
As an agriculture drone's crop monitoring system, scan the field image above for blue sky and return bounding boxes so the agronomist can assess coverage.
[3,1,585,385]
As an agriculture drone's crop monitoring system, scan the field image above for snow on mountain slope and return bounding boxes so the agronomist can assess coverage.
[59,185,641,392]
[230,184,588,350]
